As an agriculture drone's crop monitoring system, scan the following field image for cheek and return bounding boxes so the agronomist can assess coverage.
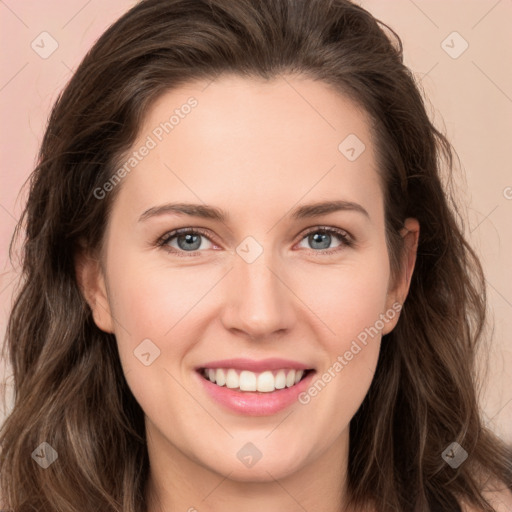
[105,259,213,420]
[293,250,390,414]
[294,251,391,347]
[103,251,221,389]
[107,254,213,337]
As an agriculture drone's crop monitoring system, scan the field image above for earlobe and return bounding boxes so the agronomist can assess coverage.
[74,246,114,334]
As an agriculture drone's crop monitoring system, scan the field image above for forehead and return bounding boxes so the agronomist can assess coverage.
[112,74,382,224]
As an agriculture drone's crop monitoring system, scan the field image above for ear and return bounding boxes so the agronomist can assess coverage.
[74,243,115,334]
[382,217,420,335]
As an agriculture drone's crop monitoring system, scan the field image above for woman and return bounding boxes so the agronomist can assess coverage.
[1,0,511,510]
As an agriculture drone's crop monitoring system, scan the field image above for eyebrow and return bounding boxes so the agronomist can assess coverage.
[138,199,370,223]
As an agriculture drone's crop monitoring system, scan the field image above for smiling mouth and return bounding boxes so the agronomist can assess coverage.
[198,367,314,393]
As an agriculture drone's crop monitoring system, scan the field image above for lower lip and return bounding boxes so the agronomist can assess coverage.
[196,370,316,416]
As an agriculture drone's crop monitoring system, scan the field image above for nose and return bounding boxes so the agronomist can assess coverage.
[219,250,296,341]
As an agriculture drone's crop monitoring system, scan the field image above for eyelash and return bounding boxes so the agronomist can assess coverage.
[155,226,354,258]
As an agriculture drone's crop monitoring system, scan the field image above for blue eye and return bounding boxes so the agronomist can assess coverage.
[298,227,353,253]
[157,228,214,256]
[156,226,353,257]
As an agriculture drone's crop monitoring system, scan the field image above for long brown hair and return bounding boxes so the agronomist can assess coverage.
[1,0,511,510]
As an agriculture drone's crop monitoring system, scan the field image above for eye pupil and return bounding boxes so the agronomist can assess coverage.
[178,233,201,251]
[309,232,331,250]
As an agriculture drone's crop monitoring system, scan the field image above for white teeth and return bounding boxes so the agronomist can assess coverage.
[274,370,287,389]
[239,370,257,391]
[257,371,275,392]
[216,368,226,386]
[202,368,307,392]
[225,369,239,389]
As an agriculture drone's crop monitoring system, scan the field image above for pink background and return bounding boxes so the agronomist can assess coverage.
[1,1,511,440]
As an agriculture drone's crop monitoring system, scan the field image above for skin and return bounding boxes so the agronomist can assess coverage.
[77,75,420,512]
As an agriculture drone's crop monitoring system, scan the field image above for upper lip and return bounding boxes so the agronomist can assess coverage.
[197,358,313,372]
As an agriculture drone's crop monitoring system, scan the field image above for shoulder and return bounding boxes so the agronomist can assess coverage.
[460,481,512,512]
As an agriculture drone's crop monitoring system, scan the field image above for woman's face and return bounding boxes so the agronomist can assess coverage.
[81,75,417,483]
